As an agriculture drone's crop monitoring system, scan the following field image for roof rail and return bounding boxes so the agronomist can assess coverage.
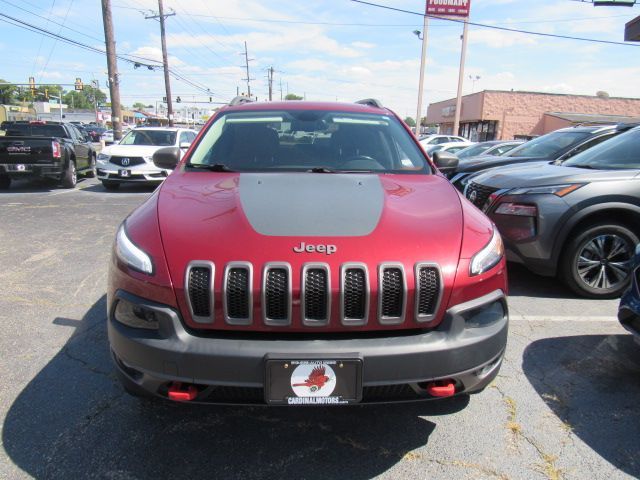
[355,98,384,109]
[229,96,253,106]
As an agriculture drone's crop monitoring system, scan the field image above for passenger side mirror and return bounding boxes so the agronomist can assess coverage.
[432,151,459,174]
[179,142,191,149]
[153,146,181,170]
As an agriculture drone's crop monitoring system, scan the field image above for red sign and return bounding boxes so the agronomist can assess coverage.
[426,0,471,17]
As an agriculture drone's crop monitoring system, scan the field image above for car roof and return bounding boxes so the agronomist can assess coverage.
[219,100,393,116]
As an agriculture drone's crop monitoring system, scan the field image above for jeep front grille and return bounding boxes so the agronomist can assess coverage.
[185,261,214,323]
[302,264,330,326]
[341,264,369,325]
[263,263,292,326]
[184,262,442,327]
[223,262,252,325]
[379,264,406,324]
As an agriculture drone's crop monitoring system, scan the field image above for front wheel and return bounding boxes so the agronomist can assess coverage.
[86,154,97,178]
[60,160,77,188]
[561,223,638,299]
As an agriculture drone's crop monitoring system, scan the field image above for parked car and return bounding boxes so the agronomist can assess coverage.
[101,129,114,144]
[455,140,524,160]
[618,244,640,343]
[107,97,508,405]
[419,134,467,146]
[425,141,475,156]
[448,124,636,190]
[0,121,96,189]
[464,126,640,299]
[96,127,197,190]
[86,126,106,142]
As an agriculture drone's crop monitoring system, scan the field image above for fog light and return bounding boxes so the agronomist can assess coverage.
[114,299,159,330]
[462,300,505,329]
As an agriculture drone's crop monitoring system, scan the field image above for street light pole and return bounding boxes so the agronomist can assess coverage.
[453,19,469,136]
[414,13,430,135]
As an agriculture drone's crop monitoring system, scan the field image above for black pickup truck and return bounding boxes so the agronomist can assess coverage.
[0,121,96,189]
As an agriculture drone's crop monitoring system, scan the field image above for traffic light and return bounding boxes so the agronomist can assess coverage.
[163,96,167,103]
[74,77,83,91]
[209,97,212,102]
[29,76,36,94]
[44,88,49,100]
[176,96,181,103]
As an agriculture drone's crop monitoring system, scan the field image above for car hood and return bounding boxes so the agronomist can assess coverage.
[157,171,465,290]
[101,144,165,157]
[456,154,551,173]
[470,161,639,189]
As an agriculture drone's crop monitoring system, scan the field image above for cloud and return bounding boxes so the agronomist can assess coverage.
[351,41,375,49]
[469,29,537,48]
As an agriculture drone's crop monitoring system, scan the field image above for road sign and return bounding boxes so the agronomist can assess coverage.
[426,0,471,17]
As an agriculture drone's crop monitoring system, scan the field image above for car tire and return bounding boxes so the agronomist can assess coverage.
[0,175,10,190]
[102,180,120,191]
[60,160,77,189]
[86,154,97,178]
[561,223,638,299]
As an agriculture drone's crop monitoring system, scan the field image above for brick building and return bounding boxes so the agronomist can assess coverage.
[426,90,640,141]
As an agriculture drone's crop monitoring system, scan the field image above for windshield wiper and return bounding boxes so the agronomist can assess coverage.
[186,163,235,172]
[568,164,598,170]
[307,167,336,173]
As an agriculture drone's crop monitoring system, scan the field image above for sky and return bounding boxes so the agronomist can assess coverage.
[1,0,639,120]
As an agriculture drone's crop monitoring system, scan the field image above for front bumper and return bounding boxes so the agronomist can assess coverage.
[97,161,169,183]
[108,289,509,404]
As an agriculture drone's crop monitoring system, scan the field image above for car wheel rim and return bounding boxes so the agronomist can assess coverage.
[576,233,634,290]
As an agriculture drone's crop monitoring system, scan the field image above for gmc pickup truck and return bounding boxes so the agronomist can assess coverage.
[108,98,509,406]
[0,121,96,189]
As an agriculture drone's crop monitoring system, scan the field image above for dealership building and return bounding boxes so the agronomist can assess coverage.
[425,90,640,141]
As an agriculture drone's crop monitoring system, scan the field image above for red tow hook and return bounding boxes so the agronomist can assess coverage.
[167,382,198,401]
[425,380,456,397]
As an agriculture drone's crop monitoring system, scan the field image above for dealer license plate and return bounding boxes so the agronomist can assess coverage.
[265,357,362,406]
[119,169,131,177]
[7,164,29,172]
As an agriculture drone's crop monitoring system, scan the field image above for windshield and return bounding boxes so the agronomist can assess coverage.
[563,128,640,170]
[457,143,493,159]
[505,131,591,158]
[188,109,430,173]
[119,129,176,146]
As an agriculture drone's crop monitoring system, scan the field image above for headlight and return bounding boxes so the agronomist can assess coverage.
[97,153,110,161]
[470,229,504,276]
[509,184,584,197]
[115,224,154,275]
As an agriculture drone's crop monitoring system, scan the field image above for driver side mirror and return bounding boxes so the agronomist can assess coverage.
[153,147,181,170]
[432,151,459,174]
[179,142,192,149]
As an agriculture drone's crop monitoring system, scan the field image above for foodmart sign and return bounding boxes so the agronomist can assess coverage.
[426,0,471,17]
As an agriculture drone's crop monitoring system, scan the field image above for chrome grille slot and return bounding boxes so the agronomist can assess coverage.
[185,261,215,324]
[223,262,253,325]
[415,263,443,322]
[262,263,292,326]
[378,264,406,325]
[341,263,369,326]
[302,264,330,326]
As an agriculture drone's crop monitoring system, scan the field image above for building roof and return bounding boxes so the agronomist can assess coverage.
[545,112,640,124]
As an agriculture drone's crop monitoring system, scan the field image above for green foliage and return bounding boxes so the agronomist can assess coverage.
[62,86,106,109]
[132,102,147,110]
[0,79,18,104]
[284,93,303,100]
[404,117,416,127]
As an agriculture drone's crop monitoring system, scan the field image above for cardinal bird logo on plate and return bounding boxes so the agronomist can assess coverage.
[291,363,336,397]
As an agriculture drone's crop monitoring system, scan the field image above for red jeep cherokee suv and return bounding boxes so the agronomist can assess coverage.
[107,98,508,405]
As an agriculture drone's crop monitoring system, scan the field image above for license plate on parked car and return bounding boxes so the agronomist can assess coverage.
[8,164,29,172]
[119,169,131,177]
[265,357,362,405]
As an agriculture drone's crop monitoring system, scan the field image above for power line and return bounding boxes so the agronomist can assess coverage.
[350,0,640,48]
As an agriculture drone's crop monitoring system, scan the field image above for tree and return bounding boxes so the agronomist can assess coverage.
[36,84,63,102]
[0,80,18,104]
[62,85,106,109]
[285,93,303,100]
[132,102,147,110]
[404,117,416,127]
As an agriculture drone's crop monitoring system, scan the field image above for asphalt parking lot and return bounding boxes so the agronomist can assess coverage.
[0,177,639,480]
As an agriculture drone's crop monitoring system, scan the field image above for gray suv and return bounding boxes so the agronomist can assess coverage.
[464,126,640,299]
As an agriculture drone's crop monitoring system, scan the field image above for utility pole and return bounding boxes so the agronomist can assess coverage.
[452,19,469,136]
[414,13,429,135]
[279,77,283,101]
[101,0,123,141]
[267,66,274,101]
[145,1,175,126]
[241,41,253,99]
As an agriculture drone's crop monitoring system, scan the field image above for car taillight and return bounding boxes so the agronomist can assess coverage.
[52,141,62,159]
